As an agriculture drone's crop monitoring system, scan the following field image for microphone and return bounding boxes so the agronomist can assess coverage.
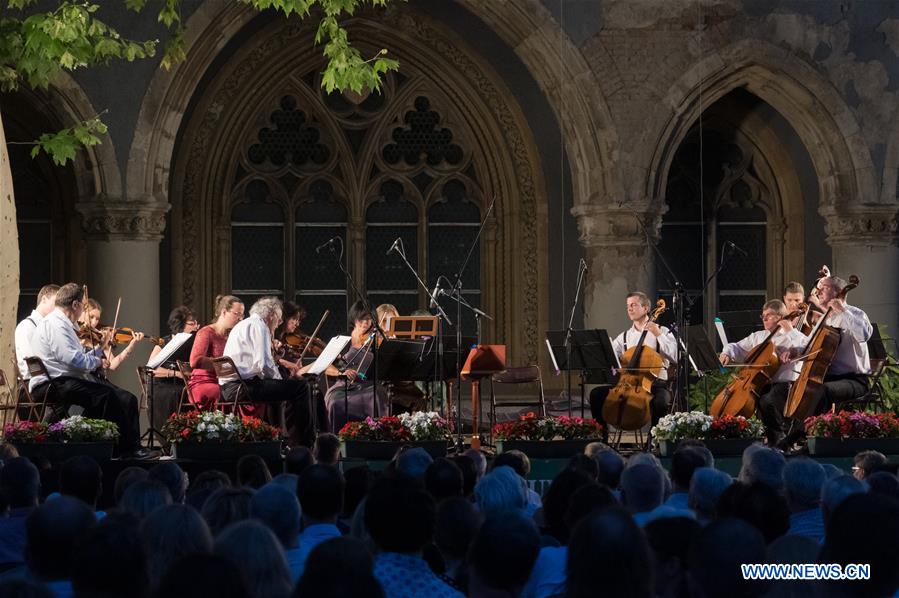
[429,279,443,309]
[386,237,402,257]
[315,237,338,254]
[579,257,588,272]
[726,241,749,257]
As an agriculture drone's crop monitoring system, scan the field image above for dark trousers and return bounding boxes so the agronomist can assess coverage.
[32,376,140,453]
[149,377,184,429]
[818,373,869,413]
[589,379,671,429]
[222,378,312,447]
[757,382,791,443]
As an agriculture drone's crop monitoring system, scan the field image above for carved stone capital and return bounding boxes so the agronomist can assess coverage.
[820,204,899,247]
[571,202,663,280]
[76,195,171,242]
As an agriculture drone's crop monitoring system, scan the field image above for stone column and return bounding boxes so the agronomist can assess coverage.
[821,204,899,337]
[571,203,660,332]
[76,195,170,396]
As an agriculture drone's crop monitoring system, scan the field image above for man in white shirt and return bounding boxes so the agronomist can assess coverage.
[718,299,808,445]
[14,284,59,417]
[221,296,312,447]
[589,291,676,432]
[28,283,151,459]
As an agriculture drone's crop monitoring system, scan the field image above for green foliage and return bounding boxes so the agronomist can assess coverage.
[875,325,899,412]
[688,369,731,412]
[29,114,107,165]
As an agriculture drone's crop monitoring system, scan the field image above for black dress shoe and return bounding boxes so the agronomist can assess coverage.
[122,447,160,461]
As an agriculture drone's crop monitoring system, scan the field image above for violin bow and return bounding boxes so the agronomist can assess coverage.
[296,309,330,366]
[81,285,98,353]
[111,297,122,333]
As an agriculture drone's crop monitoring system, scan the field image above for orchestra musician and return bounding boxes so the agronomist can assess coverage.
[189,295,244,410]
[589,291,677,431]
[718,300,808,446]
[219,297,313,447]
[274,301,307,374]
[14,284,59,394]
[83,299,143,372]
[28,283,152,459]
[782,282,805,314]
[146,306,199,423]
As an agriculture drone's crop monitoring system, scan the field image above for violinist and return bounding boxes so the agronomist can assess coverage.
[589,292,677,429]
[147,306,199,423]
[274,301,307,374]
[189,295,244,410]
[220,297,313,447]
[83,299,143,372]
[718,300,808,446]
[28,283,151,459]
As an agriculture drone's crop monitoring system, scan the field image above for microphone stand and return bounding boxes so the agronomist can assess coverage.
[447,195,496,453]
[564,259,588,418]
[329,237,385,417]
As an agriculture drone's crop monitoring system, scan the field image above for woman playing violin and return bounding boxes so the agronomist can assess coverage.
[188,295,245,410]
[83,298,143,371]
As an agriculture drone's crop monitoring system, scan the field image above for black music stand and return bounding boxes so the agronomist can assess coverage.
[546,329,617,418]
[685,325,726,412]
[142,333,195,450]
[376,339,427,415]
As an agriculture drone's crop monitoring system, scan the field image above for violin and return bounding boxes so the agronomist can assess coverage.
[284,332,326,357]
[77,323,164,347]
[783,267,860,420]
[602,299,667,431]
[110,327,165,347]
[710,304,809,418]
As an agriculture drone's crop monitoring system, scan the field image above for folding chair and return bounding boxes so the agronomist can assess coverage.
[488,365,546,444]
[22,357,59,422]
[210,357,255,414]
[175,360,198,412]
[834,356,891,414]
[0,368,17,428]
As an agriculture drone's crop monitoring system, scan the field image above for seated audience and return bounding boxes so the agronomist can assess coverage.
[764,534,820,598]
[852,449,887,480]
[120,479,172,519]
[249,484,302,581]
[449,455,478,500]
[71,512,148,598]
[540,469,594,544]
[620,463,665,527]
[434,497,480,593]
[342,466,372,530]
[666,446,707,511]
[395,447,433,480]
[215,520,293,598]
[185,469,231,512]
[59,455,104,517]
[782,458,826,541]
[25,496,96,595]
[739,446,786,492]
[237,455,272,489]
[284,446,314,477]
[312,433,340,467]
[201,487,255,537]
[0,458,41,571]
[820,475,867,528]
[113,466,149,506]
[687,518,767,598]
[494,450,542,513]
[589,448,625,495]
[468,512,540,597]
[425,458,464,503]
[865,471,899,501]
[688,467,733,525]
[154,554,250,598]
[717,482,790,544]
[474,466,529,519]
[148,461,189,504]
[295,465,344,578]
[294,536,384,598]
[141,504,213,591]
[644,516,701,598]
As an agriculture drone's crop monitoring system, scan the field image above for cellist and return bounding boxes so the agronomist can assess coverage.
[717,299,807,446]
[589,291,677,429]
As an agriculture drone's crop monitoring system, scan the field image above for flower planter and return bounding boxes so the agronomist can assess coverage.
[11,442,115,463]
[806,437,899,457]
[494,439,595,459]
[657,438,758,458]
[340,440,448,460]
[171,441,282,461]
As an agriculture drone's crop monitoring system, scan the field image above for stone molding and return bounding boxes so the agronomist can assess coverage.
[76,195,171,241]
[571,203,662,248]
[820,205,899,247]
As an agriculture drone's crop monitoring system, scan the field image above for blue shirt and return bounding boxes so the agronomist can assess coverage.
[373,552,464,598]
[522,546,567,598]
[294,523,342,581]
[788,508,825,542]
[0,507,34,566]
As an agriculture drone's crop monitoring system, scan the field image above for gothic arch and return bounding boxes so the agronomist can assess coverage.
[169,11,549,365]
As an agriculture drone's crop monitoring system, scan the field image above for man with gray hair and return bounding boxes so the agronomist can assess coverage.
[783,458,826,541]
[739,446,786,492]
[688,467,732,525]
[221,296,312,446]
[474,466,528,518]
[621,463,665,526]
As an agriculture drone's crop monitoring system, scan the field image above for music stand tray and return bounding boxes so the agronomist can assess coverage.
[387,316,438,339]
[545,329,617,385]
[685,325,723,374]
[376,339,428,381]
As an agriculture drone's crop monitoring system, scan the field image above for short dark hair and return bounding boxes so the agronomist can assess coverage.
[342,465,372,519]
[492,450,530,478]
[470,512,540,592]
[59,455,102,508]
[313,433,340,466]
[854,450,888,478]
[72,512,148,597]
[670,446,707,491]
[783,281,804,296]
[201,487,254,537]
[297,464,344,520]
[0,457,40,508]
[36,284,60,306]
[120,479,173,519]
[285,446,314,477]
[365,475,435,553]
[26,496,96,580]
[450,454,478,498]
[434,497,480,560]
[167,306,196,335]
[148,461,187,504]
[717,482,790,544]
[347,300,371,330]
[114,466,149,506]
[236,455,272,489]
[54,283,85,309]
[542,468,594,544]
[424,458,464,502]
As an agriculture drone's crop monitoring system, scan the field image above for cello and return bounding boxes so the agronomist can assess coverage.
[602,299,668,431]
[783,269,859,421]
[710,304,809,418]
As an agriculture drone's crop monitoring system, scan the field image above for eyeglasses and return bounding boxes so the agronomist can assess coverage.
[760,314,779,321]
[228,310,244,320]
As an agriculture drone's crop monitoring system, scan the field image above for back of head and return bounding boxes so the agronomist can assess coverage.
[249,484,301,547]
[541,468,594,543]
[313,433,340,466]
[201,487,255,537]
[185,469,232,511]
[592,449,625,489]
[114,466,149,506]
[284,446,313,476]
[396,447,433,479]
[688,467,733,518]
[688,518,766,598]
[296,536,383,598]
[268,473,298,496]
[297,464,344,522]
[567,507,653,598]
[148,461,188,504]
[463,448,487,479]
[621,463,665,513]
[492,450,530,478]
[782,457,826,510]
[425,458,464,502]
[59,455,102,508]
[343,465,372,519]
[450,455,477,498]
[566,453,599,480]
[0,457,40,509]
[469,512,540,594]
[670,446,708,492]
[434,496,481,562]
[365,475,435,553]
[154,554,250,598]
[740,447,786,492]
[853,449,887,479]
[142,504,213,588]
[0,579,54,597]
[645,516,701,564]
[820,474,866,525]
[72,512,148,598]
[26,496,96,581]
[215,520,291,598]
[120,479,173,519]
[564,483,617,532]
[717,482,789,544]
[474,465,528,519]
[236,455,272,489]
[865,471,899,501]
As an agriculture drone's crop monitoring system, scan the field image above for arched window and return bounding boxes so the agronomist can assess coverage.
[231,179,285,306]
[366,179,419,315]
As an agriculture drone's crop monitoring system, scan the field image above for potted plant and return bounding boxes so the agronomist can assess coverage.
[804,411,899,456]
[3,416,120,462]
[338,412,450,460]
[162,410,282,460]
[652,411,763,457]
[492,413,604,458]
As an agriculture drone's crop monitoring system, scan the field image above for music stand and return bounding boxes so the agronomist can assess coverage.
[388,316,438,339]
[546,329,617,417]
[141,332,196,450]
[376,339,428,415]
[461,344,506,450]
[685,325,726,412]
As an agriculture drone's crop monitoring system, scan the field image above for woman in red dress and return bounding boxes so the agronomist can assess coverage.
[188,295,244,410]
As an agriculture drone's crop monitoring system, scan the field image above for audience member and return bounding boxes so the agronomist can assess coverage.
[215,520,293,598]
[687,518,767,598]
[688,467,733,525]
[342,465,372,529]
[113,466,148,506]
[590,448,625,493]
[236,455,272,489]
[312,433,340,466]
[463,449,487,481]
[154,554,250,598]
[395,447,433,480]
[0,458,40,571]
[59,455,103,515]
[564,483,616,532]
[565,453,599,481]
[185,469,231,511]
[425,458,464,503]
[468,512,540,597]
[294,536,384,598]
[717,482,790,544]
[142,504,213,591]
[782,458,826,541]
[0,579,53,598]
[24,495,96,595]
[739,446,786,492]
[852,449,887,480]
[820,475,866,527]
[865,471,899,501]
[249,484,302,581]
[645,516,701,598]
[821,463,844,480]
[269,473,299,496]
[474,466,528,519]
[540,468,594,544]
[148,461,189,504]
[449,455,478,499]
[295,465,344,578]
[764,534,819,598]
[620,463,665,526]
[120,479,172,519]
[666,446,706,511]
[71,512,148,598]
[284,446,313,477]
[433,497,480,593]
[201,487,255,537]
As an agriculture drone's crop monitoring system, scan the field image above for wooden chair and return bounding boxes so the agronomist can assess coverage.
[22,357,58,422]
[210,357,255,414]
[0,367,18,428]
[175,360,197,412]
[488,365,546,444]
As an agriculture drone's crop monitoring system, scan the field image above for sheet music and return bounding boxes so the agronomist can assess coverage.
[545,338,561,375]
[307,335,352,375]
[146,332,193,369]
[714,317,728,348]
